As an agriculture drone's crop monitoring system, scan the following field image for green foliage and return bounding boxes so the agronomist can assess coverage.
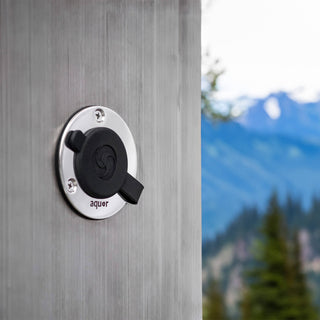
[204,280,228,320]
[201,59,234,122]
[241,193,291,320]
[307,196,320,233]
[241,193,318,320]
[240,289,252,320]
[286,231,318,319]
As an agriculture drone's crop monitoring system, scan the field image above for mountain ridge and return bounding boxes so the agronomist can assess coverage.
[202,92,320,237]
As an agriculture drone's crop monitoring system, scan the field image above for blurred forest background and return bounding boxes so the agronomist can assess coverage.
[201,64,320,319]
[201,0,320,318]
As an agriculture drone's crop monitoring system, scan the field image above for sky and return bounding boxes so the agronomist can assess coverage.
[202,0,320,103]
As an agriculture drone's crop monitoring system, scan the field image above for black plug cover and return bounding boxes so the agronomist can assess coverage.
[119,173,144,204]
[65,127,144,203]
[65,130,86,153]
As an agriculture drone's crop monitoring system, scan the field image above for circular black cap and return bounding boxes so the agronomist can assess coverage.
[73,127,128,198]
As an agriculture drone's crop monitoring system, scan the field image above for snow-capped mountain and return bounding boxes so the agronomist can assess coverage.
[202,92,320,237]
[237,92,320,142]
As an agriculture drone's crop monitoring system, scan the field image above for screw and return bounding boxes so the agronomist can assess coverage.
[67,178,77,194]
[94,108,105,123]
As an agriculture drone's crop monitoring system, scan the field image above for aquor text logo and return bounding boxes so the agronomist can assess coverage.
[90,200,109,209]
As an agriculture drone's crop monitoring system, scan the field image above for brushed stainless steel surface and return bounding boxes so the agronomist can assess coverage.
[57,106,137,219]
[0,1,201,320]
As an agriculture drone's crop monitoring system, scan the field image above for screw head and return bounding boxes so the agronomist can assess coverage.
[94,108,105,123]
[67,178,77,194]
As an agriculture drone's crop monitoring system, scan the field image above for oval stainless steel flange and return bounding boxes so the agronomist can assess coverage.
[56,106,138,219]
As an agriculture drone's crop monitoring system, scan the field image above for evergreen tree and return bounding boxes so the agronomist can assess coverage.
[283,194,304,229]
[241,193,319,320]
[286,231,318,320]
[241,193,292,320]
[203,279,228,320]
[240,289,252,320]
[307,195,320,233]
